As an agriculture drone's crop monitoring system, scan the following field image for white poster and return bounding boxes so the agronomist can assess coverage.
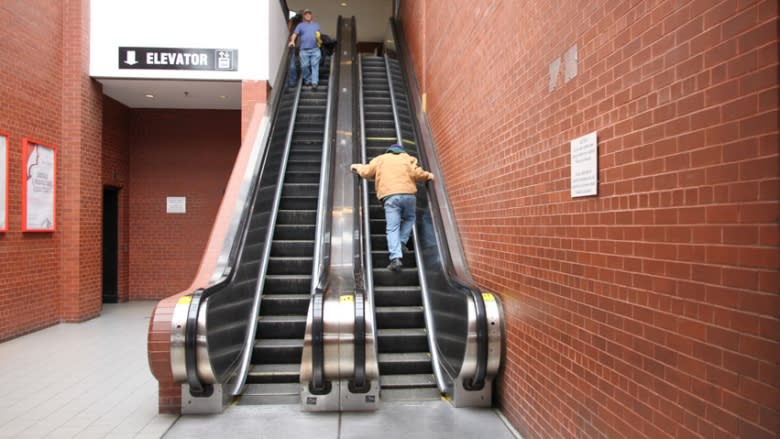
[166,196,186,214]
[570,131,598,197]
[23,140,56,231]
[0,134,7,231]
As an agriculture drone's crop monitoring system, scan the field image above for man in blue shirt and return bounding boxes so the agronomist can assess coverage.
[288,9,321,90]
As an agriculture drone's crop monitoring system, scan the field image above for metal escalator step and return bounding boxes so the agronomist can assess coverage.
[272,225,316,241]
[240,383,300,405]
[373,286,422,307]
[377,328,429,353]
[375,306,425,328]
[379,373,437,389]
[263,274,312,293]
[246,364,300,384]
[378,352,432,375]
[270,240,314,257]
[380,386,441,402]
[283,171,320,184]
[276,209,316,224]
[372,269,420,287]
[256,320,306,339]
[279,196,318,210]
[254,338,304,348]
[252,338,304,364]
[261,294,310,314]
[267,256,313,275]
[282,181,320,197]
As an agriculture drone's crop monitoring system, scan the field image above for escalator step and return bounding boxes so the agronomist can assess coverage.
[270,240,315,257]
[257,315,306,338]
[375,306,425,328]
[263,274,313,292]
[378,352,433,375]
[373,286,422,307]
[240,383,300,405]
[252,338,304,364]
[267,256,313,275]
[379,374,436,389]
[273,225,316,241]
[247,363,300,384]
[377,328,429,353]
[277,209,316,224]
[261,294,310,314]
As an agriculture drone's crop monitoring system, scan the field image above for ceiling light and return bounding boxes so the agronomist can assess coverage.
[340,2,348,6]
[144,94,155,98]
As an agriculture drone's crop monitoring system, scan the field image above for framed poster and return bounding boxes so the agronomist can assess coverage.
[0,132,7,232]
[22,138,56,232]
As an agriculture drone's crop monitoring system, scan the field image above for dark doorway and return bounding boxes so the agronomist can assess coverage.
[103,187,119,303]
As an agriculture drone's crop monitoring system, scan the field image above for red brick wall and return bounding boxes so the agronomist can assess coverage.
[0,0,64,340]
[102,97,131,302]
[128,110,240,299]
[401,1,778,438]
[60,0,103,322]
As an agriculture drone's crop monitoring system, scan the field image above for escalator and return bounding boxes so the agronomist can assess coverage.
[359,56,439,401]
[240,62,332,404]
[169,44,339,412]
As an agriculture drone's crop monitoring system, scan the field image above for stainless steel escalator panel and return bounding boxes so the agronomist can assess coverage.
[300,16,380,413]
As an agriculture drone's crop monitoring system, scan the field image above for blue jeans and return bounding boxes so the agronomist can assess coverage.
[384,194,416,261]
[286,53,300,87]
[299,48,321,85]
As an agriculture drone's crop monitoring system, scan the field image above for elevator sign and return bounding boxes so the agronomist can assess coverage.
[118,47,238,71]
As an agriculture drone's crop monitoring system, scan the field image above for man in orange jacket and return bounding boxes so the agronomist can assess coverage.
[351,144,434,271]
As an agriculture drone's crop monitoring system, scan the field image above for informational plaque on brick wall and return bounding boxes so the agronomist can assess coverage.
[0,132,7,232]
[166,196,186,214]
[22,138,56,232]
[570,131,598,197]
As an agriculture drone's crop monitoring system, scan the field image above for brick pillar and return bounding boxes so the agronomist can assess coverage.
[241,80,269,142]
[60,0,103,321]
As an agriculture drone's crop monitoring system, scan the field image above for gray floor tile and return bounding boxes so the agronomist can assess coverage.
[1,301,519,439]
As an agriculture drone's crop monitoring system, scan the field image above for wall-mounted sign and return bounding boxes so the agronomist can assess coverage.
[118,47,238,71]
[570,131,598,198]
[166,196,186,214]
[22,138,56,232]
[0,131,8,232]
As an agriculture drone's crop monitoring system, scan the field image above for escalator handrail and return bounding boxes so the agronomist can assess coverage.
[183,45,300,394]
[387,20,490,390]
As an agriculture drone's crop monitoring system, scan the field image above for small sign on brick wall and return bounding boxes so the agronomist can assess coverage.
[570,131,598,197]
[166,196,187,214]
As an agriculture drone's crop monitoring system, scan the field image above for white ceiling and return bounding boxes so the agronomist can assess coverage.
[98,0,393,110]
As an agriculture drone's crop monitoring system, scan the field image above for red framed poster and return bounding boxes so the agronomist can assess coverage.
[22,137,56,232]
[0,131,8,232]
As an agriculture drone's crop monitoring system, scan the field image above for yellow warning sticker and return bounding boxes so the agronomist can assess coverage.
[340,295,354,303]
[482,293,495,302]
[178,296,192,305]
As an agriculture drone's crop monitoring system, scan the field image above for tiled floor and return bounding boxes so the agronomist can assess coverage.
[0,301,520,439]
[0,302,176,438]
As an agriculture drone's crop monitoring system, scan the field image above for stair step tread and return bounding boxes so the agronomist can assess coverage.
[243,383,300,395]
[378,352,431,362]
[258,315,306,322]
[376,306,424,313]
[249,364,300,375]
[254,339,304,348]
[379,374,437,388]
[377,328,427,336]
